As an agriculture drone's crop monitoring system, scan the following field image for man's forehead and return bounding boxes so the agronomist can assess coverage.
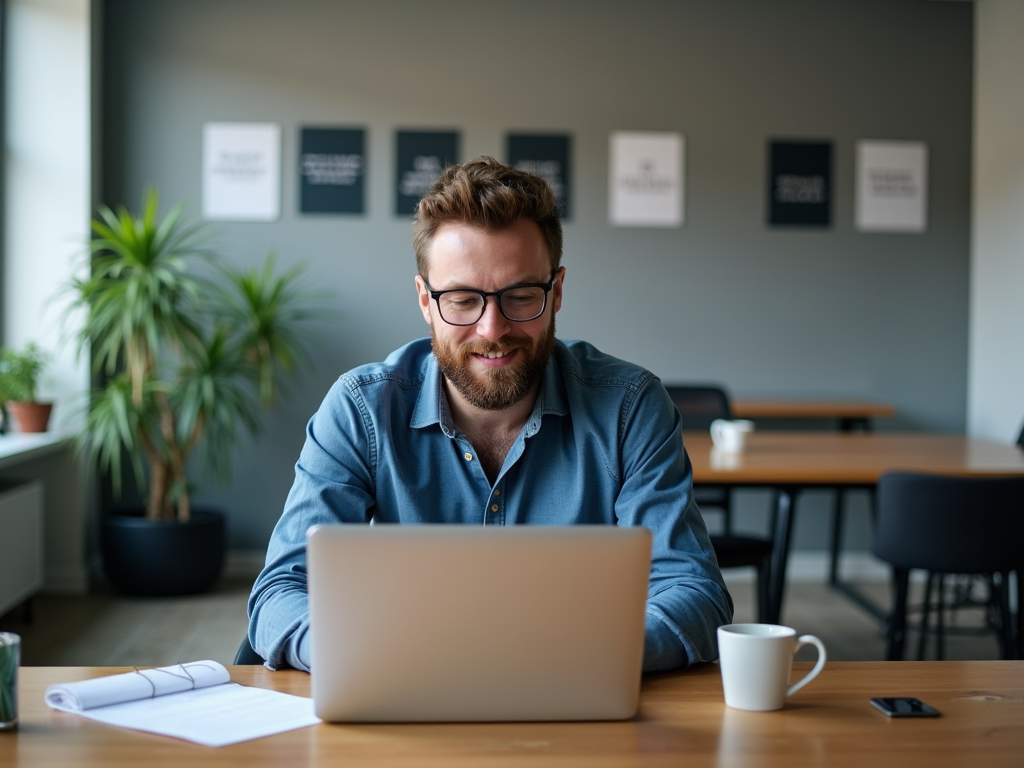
[424,220,552,286]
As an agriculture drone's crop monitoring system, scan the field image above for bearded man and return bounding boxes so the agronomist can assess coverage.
[248,156,732,673]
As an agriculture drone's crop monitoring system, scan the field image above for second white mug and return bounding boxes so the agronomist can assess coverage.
[710,419,754,453]
[717,623,826,711]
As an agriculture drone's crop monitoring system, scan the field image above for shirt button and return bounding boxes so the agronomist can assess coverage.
[491,504,499,512]
[464,452,473,461]
[493,490,500,496]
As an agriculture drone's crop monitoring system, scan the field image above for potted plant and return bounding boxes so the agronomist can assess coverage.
[0,343,53,433]
[68,190,323,595]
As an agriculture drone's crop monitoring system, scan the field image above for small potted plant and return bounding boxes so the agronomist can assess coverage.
[0,343,53,433]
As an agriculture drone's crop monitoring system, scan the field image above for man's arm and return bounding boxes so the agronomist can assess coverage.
[247,378,375,670]
[615,379,734,671]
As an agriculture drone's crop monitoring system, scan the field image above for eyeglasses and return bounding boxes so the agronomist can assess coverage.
[425,276,556,326]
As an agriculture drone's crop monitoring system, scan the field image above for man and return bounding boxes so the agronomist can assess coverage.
[249,156,733,672]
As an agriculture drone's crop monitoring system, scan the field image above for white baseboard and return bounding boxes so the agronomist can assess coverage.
[43,565,92,594]
[723,550,892,583]
[226,549,268,579]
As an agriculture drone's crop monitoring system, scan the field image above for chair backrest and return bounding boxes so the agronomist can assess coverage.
[1016,420,1024,448]
[872,472,1024,573]
[234,635,265,665]
[663,385,732,430]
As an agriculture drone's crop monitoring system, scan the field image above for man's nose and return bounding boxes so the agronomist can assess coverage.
[475,297,511,341]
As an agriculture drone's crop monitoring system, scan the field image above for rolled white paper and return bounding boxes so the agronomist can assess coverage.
[45,661,230,712]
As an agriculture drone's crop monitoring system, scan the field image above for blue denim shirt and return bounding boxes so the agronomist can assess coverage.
[248,338,733,672]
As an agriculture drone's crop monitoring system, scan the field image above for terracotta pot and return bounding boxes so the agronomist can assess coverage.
[7,401,53,433]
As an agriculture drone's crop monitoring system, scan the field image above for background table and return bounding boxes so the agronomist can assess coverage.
[732,399,895,431]
[4,662,1022,767]
[685,432,1024,622]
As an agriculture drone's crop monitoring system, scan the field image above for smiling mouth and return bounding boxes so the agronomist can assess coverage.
[475,350,513,359]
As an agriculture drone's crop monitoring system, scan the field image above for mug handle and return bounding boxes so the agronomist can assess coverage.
[787,635,827,698]
[710,419,725,443]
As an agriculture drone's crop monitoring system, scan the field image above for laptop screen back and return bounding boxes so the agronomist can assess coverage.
[308,525,651,722]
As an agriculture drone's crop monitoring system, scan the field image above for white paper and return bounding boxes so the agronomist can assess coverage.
[609,131,684,227]
[75,683,319,748]
[855,140,927,232]
[45,661,320,748]
[203,122,281,221]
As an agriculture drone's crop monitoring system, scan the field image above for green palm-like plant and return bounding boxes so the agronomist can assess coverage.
[69,190,323,523]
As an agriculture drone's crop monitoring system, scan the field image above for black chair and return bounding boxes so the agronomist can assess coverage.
[234,635,265,665]
[872,472,1024,661]
[665,385,736,533]
[664,384,773,623]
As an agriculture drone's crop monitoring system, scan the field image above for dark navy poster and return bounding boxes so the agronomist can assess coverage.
[506,133,572,220]
[768,140,832,227]
[299,128,365,214]
[395,131,459,216]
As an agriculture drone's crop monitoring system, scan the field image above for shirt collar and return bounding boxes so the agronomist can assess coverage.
[410,354,456,435]
[409,341,571,436]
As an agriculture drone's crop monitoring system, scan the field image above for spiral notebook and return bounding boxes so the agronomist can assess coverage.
[307,524,652,723]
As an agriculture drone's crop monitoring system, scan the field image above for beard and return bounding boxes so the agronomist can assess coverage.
[431,316,556,411]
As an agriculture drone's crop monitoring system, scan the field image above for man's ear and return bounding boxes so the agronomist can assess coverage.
[551,266,566,314]
[415,275,433,326]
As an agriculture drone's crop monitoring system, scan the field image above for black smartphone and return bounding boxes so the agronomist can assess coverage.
[870,697,940,717]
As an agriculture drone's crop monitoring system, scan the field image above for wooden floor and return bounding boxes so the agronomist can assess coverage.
[0,571,1005,667]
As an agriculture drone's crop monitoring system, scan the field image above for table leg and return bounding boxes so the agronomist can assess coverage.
[768,487,796,624]
[827,485,888,626]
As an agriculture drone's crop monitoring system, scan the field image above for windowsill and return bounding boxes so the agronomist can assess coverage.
[0,431,73,470]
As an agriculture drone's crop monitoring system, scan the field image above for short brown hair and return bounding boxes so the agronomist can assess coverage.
[412,156,563,277]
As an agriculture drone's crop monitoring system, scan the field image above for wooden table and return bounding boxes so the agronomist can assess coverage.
[3,663,1022,767]
[732,399,896,431]
[685,432,1024,623]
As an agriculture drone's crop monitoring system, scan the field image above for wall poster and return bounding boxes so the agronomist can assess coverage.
[507,133,572,220]
[395,130,459,216]
[855,141,928,232]
[768,140,832,227]
[609,131,684,228]
[202,122,281,221]
[299,127,366,214]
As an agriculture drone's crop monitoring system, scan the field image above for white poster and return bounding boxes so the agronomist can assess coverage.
[855,140,927,232]
[202,123,281,221]
[609,131,684,227]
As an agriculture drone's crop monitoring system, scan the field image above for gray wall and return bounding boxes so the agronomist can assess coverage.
[101,0,973,551]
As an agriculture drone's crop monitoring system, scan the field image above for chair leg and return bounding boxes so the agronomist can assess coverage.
[917,571,935,661]
[936,573,946,661]
[827,488,845,586]
[995,572,1015,660]
[755,554,772,624]
[1015,570,1023,660]
[887,567,910,661]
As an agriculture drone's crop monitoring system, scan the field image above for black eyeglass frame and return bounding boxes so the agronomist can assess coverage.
[424,276,557,326]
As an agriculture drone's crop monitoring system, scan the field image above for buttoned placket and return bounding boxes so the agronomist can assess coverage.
[482,413,543,526]
[485,483,504,526]
[437,372,548,528]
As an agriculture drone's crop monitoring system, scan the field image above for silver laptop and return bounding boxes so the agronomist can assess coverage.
[307,524,651,722]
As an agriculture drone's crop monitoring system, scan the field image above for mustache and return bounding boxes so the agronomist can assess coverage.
[458,338,533,358]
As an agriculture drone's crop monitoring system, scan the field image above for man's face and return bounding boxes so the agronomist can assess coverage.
[415,219,565,411]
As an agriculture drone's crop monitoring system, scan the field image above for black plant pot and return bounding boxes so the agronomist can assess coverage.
[102,509,226,596]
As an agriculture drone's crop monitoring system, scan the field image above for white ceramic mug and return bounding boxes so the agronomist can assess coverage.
[717,623,826,711]
[710,419,754,453]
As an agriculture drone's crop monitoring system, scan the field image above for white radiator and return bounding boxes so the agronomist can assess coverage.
[0,480,44,616]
